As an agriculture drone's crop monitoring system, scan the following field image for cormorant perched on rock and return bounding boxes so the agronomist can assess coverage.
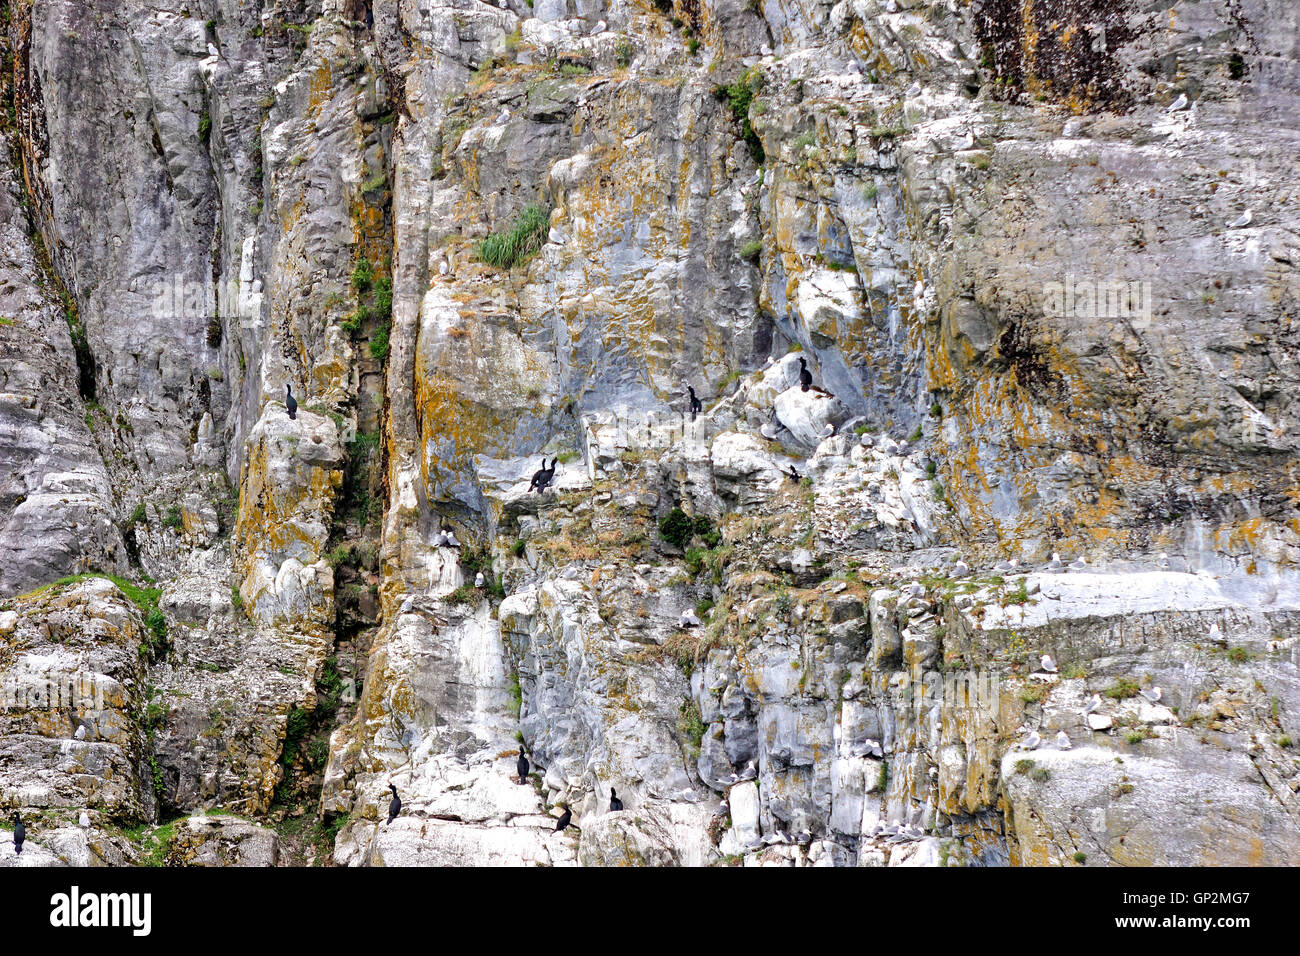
[554,805,572,831]
[516,748,529,785]
[798,357,813,392]
[787,465,800,482]
[529,458,558,494]
[688,386,702,420]
[12,813,23,855]
[609,788,623,812]
[386,784,401,825]
[285,383,298,420]
[527,458,548,492]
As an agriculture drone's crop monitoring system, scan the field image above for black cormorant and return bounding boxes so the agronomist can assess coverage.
[527,458,548,492]
[609,788,623,812]
[798,357,812,392]
[286,383,298,420]
[688,386,702,420]
[386,784,401,825]
[517,748,529,785]
[554,805,572,831]
[12,813,23,855]
[530,458,558,494]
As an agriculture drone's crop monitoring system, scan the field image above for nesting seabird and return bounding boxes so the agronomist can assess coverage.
[1045,553,1064,572]
[1039,654,1058,673]
[1067,556,1088,572]
[952,560,970,578]
[285,383,298,420]
[516,748,529,785]
[1082,693,1102,715]
[1023,731,1042,750]
[818,423,835,440]
[678,608,702,629]
[609,788,623,812]
[1157,552,1170,570]
[994,558,1019,574]
[1140,687,1162,703]
[79,809,90,828]
[760,421,780,440]
[474,571,486,588]
[798,356,813,392]
[1056,731,1072,750]
[1167,92,1189,111]
[554,805,573,832]
[12,813,23,855]
[1228,210,1253,229]
[74,722,87,740]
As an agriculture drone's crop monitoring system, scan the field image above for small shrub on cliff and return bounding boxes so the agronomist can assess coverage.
[1104,678,1141,700]
[658,507,693,548]
[712,68,765,164]
[677,700,706,757]
[368,324,390,361]
[477,204,550,270]
[351,257,374,294]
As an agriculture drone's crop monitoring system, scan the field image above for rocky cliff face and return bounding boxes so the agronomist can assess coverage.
[1,0,1297,867]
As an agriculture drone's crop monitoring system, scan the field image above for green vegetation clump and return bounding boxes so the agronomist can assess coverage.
[368,324,390,361]
[1104,678,1141,700]
[162,505,183,529]
[677,700,706,757]
[351,257,374,294]
[738,239,763,261]
[713,68,766,164]
[659,508,719,550]
[477,203,550,270]
[372,276,392,321]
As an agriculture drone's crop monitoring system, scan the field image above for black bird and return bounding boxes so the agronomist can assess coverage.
[363,2,374,29]
[516,748,529,785]
[609,788,623,812]
[787,465,800,482]
[554,805,572,832]
[527,458,547,492]
[285,383,298,420]
[798,357,813,392]
[12,813,24,855]
[386,784,401,825]
[688,386,702,421]
[529,457,559,494]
